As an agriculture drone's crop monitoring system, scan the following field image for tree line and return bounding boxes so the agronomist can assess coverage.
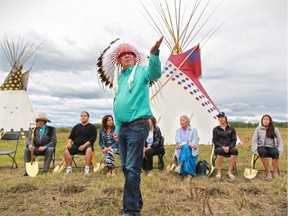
[56,122,287,133]
[229,121,287,128]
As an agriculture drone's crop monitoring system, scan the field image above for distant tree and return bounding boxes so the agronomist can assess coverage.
[229,121,287,128]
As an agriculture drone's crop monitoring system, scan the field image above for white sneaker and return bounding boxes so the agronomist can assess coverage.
[65,166,72,174]
[84,166,90,175]
[227,173,235,180]
[215,174,221,180]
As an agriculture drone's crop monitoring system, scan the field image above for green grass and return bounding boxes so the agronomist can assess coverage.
[0,128,287,216]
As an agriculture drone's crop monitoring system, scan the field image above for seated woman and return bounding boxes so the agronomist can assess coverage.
[252,114,283,180]
[142,117,165,176]
[99,115,119,176]
[174,115,199,178]
[212,112,238,180]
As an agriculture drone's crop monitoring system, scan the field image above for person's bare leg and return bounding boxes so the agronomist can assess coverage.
[217,156,224,175]
[261,157,271,176]
[227,155,237,174]
[64,149,72,166]
[85,148,92,166]
[272,159,279,177]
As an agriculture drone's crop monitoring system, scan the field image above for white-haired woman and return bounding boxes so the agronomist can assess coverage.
[174,115,199,177]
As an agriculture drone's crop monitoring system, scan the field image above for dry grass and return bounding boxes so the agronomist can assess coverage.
[0,128,287,216]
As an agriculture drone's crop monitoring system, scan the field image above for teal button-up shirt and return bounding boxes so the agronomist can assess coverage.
[113,51,162,132]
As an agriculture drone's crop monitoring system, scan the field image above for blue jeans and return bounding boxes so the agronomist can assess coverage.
[118,122,149,215]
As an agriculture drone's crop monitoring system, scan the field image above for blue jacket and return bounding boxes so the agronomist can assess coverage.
[99,127,118,149]
[175,126,199,157]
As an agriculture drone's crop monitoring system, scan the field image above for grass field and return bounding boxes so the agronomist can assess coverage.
[0,128,287,216]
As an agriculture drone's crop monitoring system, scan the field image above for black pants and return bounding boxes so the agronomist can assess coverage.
[142,146,165,170]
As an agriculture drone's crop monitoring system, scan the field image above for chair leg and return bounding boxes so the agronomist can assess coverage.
[72,156,78,168]
[52,152,55,169]
[233,163,237,172]
[158,155,164,170]
[8,154,18,169]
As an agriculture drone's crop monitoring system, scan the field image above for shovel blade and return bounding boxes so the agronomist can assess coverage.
[52,165,60,174]
[244,168,258,179]
[93,163,100,173]
[58,165,66,173]
[94,163,105,173]
[26,162,39,177]
[207,166,215,177]
[166,164,171,173]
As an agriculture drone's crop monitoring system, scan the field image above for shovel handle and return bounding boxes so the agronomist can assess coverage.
[251,154,256,169]
[30,127,36,163]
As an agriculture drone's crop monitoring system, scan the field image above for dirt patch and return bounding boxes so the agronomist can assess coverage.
[92,197,118,207]
[241,187,262,195]
[9,185,38,193]
[102,186,123,195]
[59,184,85,195]
[197,186,227,196]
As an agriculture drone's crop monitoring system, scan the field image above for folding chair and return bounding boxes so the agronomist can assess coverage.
[157,136,165,170]
[252,154,280,175]
[34,148,56,169]
[72,152,86,168]
[0,132,20,168]
[208,144,237,176]
[72,150,100,171]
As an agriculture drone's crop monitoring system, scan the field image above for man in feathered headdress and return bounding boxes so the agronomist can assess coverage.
[111,36,163,215]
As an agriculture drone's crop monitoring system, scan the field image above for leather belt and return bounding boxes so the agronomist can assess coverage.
[121,118,149,127]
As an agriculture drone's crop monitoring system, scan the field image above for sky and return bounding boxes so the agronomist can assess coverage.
[0,0,287,127]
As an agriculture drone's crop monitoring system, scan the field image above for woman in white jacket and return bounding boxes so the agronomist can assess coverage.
[252,114,283,180]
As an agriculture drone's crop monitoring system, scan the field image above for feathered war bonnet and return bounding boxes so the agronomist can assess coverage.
[97,38,149,95]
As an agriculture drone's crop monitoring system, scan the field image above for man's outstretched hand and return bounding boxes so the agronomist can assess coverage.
[150,36,164,55]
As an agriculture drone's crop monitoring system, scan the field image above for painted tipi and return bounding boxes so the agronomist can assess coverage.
[0,36,39,136]
[142,0,222,144]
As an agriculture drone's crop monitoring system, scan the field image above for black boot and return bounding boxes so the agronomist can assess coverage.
[22,170,28,176]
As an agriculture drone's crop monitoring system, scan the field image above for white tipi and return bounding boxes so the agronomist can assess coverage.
[142,0,223,144]
[0,36,39,136]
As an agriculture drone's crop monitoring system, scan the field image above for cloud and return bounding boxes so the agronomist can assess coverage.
[0,0,287,128]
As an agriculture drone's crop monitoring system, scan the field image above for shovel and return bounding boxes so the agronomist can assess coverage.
[92,153,103,173]
[53,158,66,174]
[166,155,178,173]
[244,154,258,179]
[91,152,100,172]
[26,126,39,177]
[207,144,215,177]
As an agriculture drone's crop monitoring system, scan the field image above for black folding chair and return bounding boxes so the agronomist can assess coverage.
[72,152,86,168]
[0,132,20,168]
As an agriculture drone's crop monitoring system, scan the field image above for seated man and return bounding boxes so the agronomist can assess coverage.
[212,112,238,180]
[64,111,97,174]
[23,114,57,175]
